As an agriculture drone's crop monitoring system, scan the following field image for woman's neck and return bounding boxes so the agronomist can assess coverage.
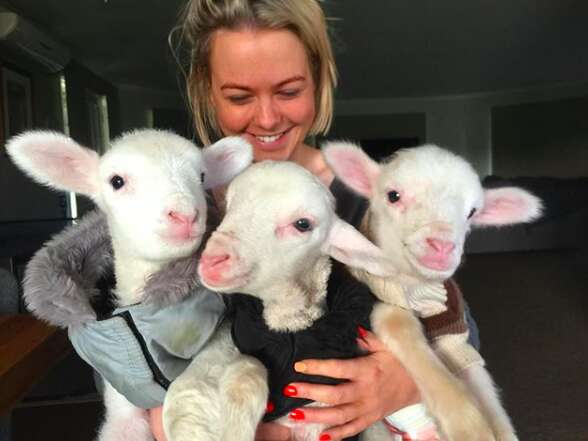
[290,143,334,187]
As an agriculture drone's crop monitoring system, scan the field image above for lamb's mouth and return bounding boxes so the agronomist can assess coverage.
[201,270,252,292]
[405,248,453,280]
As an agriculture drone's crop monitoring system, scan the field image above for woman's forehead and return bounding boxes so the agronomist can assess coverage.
[209,28,311,88]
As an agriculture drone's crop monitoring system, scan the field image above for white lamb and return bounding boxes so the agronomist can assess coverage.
[163,160,399,441]
[7,129,253,441]
[323,142,542,441]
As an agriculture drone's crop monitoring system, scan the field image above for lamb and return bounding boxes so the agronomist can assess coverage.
[323,142,542,441]
[163,160,399,441]
[6,129,253,441]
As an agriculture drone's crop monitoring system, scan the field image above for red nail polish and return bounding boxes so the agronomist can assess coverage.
[283,385,298,397]
[265,401,275,413]
[319,434,332,441]
[357,325,368,338]
[288,409,305,420]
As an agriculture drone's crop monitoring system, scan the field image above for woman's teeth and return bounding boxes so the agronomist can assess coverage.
[256,133,283,143]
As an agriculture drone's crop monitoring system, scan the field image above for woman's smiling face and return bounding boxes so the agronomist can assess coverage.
[209,27,316,162]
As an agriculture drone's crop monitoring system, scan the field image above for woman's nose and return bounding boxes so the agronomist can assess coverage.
[254,97,281,130]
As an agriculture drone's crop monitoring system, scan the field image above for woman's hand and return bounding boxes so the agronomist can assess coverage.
[149,330,415,441]
[285,329,420,441]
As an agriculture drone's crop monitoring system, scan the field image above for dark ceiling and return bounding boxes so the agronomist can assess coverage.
[3,0,588,99]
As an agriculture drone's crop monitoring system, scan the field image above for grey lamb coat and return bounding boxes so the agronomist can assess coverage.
[22,210,226,407]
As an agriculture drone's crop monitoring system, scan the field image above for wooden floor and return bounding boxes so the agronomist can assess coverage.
[9,249,588,441]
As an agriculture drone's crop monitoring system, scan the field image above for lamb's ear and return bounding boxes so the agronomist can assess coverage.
[321,217,397,277]
[472,187,543,227]
[202,136,253,189]
[6,131,100,196]
[322,141,381,198]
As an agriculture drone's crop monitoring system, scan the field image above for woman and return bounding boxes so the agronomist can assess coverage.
[150,1,477,440]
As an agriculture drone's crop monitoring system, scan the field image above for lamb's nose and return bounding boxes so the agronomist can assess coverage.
[426,238,455,255]
[168,209,198,226]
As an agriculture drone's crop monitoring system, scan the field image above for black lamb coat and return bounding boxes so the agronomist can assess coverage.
[225,260,378,423]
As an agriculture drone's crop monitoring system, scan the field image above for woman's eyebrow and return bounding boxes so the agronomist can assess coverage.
[275,75,306,88]
[220,83,251,91]
[220,75,306,91]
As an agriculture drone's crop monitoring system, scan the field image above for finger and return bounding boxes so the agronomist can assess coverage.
[318,416,371,441]
[255,422,292,441]
[294,356,369,380]
[356,330,389,353]
[294,402,359,427]
[287,381,358,405]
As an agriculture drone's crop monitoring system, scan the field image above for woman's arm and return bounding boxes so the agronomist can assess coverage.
[148,331,418,441]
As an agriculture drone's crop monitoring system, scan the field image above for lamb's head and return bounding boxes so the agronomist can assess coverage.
[324,142,542,282]
[198,161,395,301]
[7,129,252,263]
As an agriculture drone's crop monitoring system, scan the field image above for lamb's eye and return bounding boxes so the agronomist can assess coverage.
[467,208,477,219]
[110,175,125,190]
[293,218,313,233]
[201,172,205,184]
[387,191,401,203]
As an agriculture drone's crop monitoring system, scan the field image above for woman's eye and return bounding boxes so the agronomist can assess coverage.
[293,218,313,233]
[279,89,301,99]
[467,208,477,219]
[387,190,401,203]
[227,95,251,104]
[110,175,125,190]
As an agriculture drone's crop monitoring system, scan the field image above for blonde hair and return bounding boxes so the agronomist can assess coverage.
[176,0,337,144]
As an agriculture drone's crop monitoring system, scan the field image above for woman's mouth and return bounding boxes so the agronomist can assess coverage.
[256,133,283,143]
[248,128,292,152]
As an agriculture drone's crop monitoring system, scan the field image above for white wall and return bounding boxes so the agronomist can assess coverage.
[335,80,588,177]
[117,84,185,132]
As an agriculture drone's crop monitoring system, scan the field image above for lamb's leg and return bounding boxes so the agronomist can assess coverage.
[163,324,236,441]
[97,381,152,441]
[458,365,519,441]
[371,303,495,441]
[360,421,400,441]
[433,333,519,441]
[218,355,269,441]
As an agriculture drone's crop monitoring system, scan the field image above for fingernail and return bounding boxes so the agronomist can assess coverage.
[283,385,298,397]
[294,361,307,373]
[288,409,305,420]
[357,325,368,338]
[319,434,332,441]
[265,400,275,413]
